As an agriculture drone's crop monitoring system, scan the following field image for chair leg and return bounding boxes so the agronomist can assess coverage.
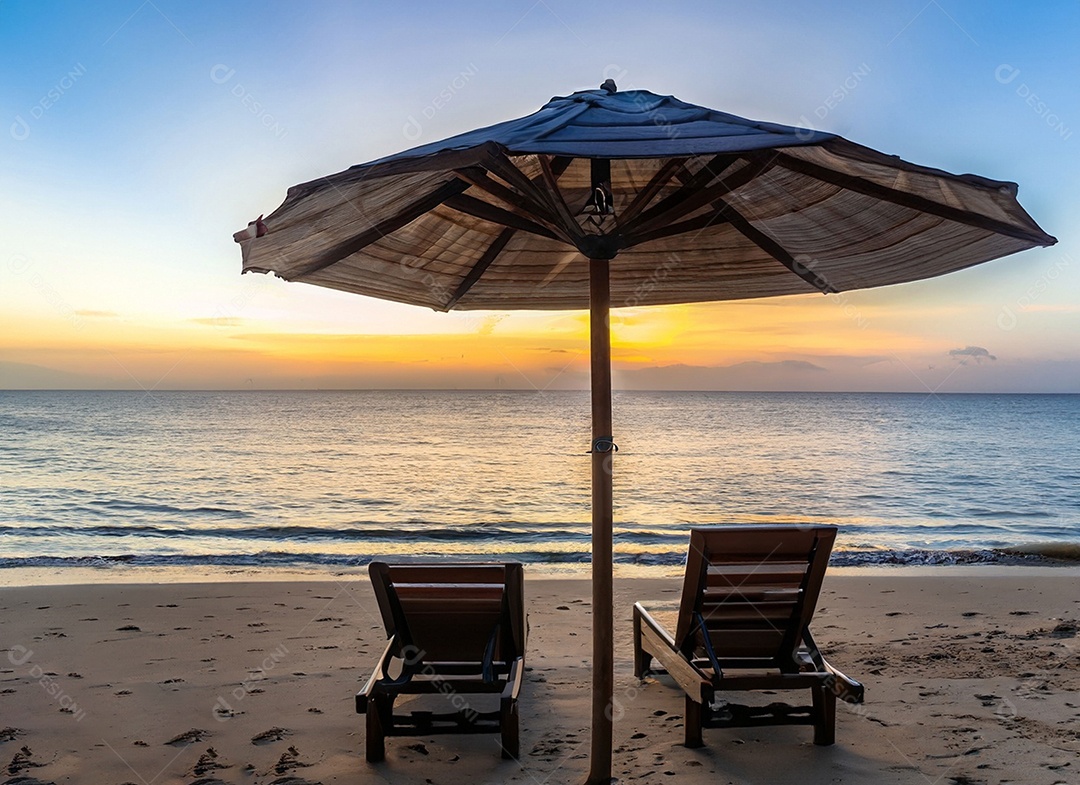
[500,697,520,760]
[632,607,652,678]
[684,695,704,748]
[365,693,389,762]
[812,685,836,746]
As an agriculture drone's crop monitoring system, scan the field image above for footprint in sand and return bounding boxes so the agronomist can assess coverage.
[189,747,231,778]
[7,744,43,775]
[251,727,288,745]
[165,729,209,746]
[269,746,312,776]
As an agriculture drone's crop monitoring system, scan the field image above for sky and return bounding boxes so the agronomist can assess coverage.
[1,0,1077,392]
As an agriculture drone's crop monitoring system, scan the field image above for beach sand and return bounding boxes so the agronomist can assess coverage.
[1,571,1078,784]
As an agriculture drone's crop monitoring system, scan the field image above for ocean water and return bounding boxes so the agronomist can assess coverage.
[1,390,1078,575]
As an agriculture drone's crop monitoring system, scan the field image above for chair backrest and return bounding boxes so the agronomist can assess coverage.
[674,525,836,671]
[369,562,525,665]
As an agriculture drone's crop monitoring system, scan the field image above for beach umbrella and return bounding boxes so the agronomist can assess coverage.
[233,82,1054,783]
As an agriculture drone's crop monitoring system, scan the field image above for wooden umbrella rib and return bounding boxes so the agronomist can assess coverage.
[537,154,587,240]
[622,207,734,248]
[618,157,689,225]
[443,227,517,310]
[443,193,561,240]
[723,203,839,294]
[629,156,775,238]
[484,155,571,216]
[772,152,1055,247]
[452,167,563,230]
[295,178,473,277]
[622,153,742,234]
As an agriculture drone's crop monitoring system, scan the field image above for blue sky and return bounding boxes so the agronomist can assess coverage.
[2,0,1077,391]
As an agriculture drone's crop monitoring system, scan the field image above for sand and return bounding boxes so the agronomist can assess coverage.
[1,570,1078,784]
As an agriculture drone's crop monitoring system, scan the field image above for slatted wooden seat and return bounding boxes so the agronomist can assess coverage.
[632,525,863,747]
[357,562,526,761]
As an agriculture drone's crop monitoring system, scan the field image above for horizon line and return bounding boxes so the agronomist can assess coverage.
[2,388,1078,395]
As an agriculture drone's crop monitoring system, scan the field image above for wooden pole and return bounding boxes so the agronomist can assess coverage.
[586,257,614,785]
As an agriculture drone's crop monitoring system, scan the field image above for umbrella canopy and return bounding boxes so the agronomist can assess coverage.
[241,86,1053,310]
[235,83,1054,783]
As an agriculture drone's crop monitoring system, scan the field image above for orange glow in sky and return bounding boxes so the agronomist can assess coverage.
[1,2,1076,392]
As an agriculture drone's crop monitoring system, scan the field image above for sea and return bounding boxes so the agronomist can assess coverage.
[1,390,1078,578]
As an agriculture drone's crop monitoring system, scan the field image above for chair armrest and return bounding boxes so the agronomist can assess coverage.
[803,629,864,704]
[634,602,677,649]
[356,638,396,714]
[501,656,525,707]
[633,603,713,704]
[823,659,864,704]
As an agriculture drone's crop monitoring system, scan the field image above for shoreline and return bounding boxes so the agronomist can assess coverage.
[3,560,1080,587]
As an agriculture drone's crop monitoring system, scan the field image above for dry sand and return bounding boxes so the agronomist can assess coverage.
[1,570,1078,784]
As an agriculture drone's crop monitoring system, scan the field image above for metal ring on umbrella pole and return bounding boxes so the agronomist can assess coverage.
[590,437,618,453]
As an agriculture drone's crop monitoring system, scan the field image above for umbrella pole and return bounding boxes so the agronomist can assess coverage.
[587,257,614,785]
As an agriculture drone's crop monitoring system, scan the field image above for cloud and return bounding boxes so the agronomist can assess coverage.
[949,346,997,363]
[475,315,507,336]
[190,317,246,327]
[74,310,118,318]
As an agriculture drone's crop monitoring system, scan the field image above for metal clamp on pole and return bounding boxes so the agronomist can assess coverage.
[589,437,619,454]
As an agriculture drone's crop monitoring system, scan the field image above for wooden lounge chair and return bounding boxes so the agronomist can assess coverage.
[632,524,863,747]
[357,562,526,761]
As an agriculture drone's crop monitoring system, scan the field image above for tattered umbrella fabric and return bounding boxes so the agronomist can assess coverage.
[240,87,1053,309]
[235,84,1054,783]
